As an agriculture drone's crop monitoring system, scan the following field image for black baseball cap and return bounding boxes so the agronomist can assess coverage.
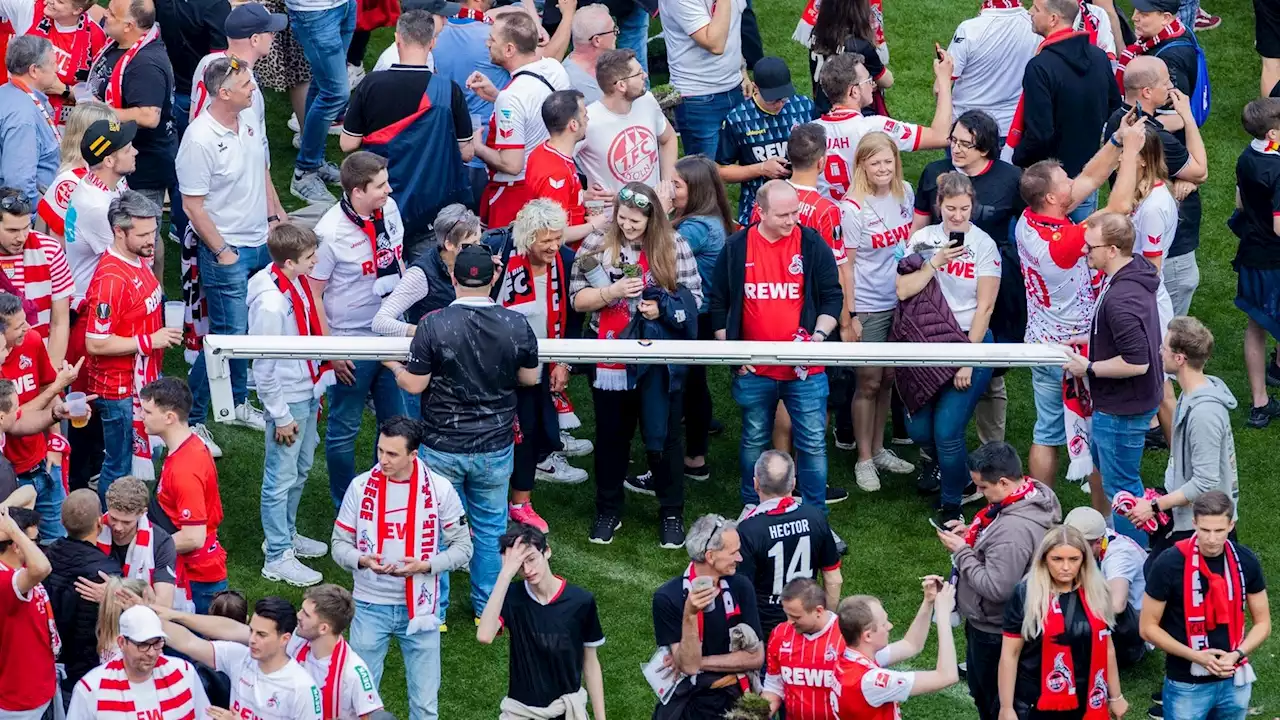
[453,244,495,287]
[403,0,461,15]
[754,57,794,103]
[1131,0,1178,13]
[225,4,288,39]
[80,119,137,164]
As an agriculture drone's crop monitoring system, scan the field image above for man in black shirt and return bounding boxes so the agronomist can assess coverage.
[477,523,606,717]
[1229,98,1280,426]
[153,0,229,125]
[387,243,539,619]
[90,0,177,285]
[735,450,842,640]
[651,514,764,719]
[1140,492,1269,719]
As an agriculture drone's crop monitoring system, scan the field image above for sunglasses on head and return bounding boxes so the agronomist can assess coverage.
[699,515,726,559]
[0,195,30,215]
[618,187,651,211]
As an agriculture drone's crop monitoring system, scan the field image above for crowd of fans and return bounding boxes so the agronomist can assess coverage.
[0,0,1273,716]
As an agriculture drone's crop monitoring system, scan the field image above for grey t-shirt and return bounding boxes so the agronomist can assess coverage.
[562,57,603,105]
[1099,532,1147,611]
[111,523,179,586]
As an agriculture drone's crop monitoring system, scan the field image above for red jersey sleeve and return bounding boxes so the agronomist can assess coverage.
[818,202,848,265]
[1046,224,1088,270]
[765,626,783,675]
[33,339,55,387]
[84,273,127,339]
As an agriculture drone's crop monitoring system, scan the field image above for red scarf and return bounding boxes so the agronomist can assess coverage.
[356,458,441,634]
[964,478,1034,546]
[295,637,349,719]
[93,23,160,109]
[1178,536,1249,675]
[593,249,649,391]
[339,193,401,296]
[498,251,565,339]
[456,7,491,22]
[269,263,332,386]
[1076,1,1100,46]
[741,496,798,520]
[1037,590,1109,717]
[1005,30,1089,150]
[96,512,154,581]
[1116,18,1186,91]
[10,76,61,142]
[981,0,1021,9]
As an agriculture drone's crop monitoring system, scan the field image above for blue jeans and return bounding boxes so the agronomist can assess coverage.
[1068,190,1099,224]
[673,87,741,160]
[616,3,650,75]
[325,359,417,507]
[188,243,272,424]
[290,1,356,172]
[419,444,511,616]
[906,335,995,507]
[1164,678,1251,720]
[261,398,321,561]
[98,396,136,505]
[1091,408,1158,547]
[1177,0,1200,28]
[189,579,229,615]
[731,372,829,510]
[19,463,65,541]
[350,600,441,720]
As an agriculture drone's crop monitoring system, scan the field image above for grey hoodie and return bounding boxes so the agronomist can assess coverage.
[954,480,1062,634]
[1163,375,1240,533]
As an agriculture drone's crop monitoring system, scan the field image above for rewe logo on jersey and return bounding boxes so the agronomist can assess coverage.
[780,666,836,688]
[870,223,910,249]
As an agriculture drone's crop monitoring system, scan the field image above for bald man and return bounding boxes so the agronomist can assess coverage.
[561,5,615,104]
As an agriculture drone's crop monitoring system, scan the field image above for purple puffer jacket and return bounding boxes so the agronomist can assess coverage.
[890,253,968,413]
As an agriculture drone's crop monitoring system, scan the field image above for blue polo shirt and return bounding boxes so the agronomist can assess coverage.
[0,82,60,208]
[433,16,511,170]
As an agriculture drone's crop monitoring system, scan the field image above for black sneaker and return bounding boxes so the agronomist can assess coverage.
[708,418,725,436]
[624,471,656,496]
[1268,350,1280,387]
[1148,704,1163,720]
[934,504,963,529]
[588,514,621,545]
[1145,427,1168,450]
[684,463,711,482]
[1247,398,1280,428]
[916,462,941,495]
[659,515,686,549]
[833,426,856,450]
[825,486,849,505]
[1151,690,1162,706]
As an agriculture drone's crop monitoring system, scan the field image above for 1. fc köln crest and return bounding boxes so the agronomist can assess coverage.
[608,125,658,183]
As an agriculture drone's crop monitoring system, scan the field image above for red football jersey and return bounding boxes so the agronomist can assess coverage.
[765,613,846,720]
[741,227,824,381]
[83,249,161,399]
[0,562,57,711]
[156,434,226,583]
[525,141,585,225]
[0,332,55,473]
[750,183,848,266]
[832,648,913,720]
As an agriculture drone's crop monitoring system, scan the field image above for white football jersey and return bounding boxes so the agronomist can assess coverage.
[815,109,921,201]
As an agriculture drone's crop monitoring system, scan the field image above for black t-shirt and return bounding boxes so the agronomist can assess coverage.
[1104,105,1200,257]
[1002,582,1098,708]
[88,40,178,190]
[915,158,1023,241]
[343,66,474,142]
[109,524,178,586]
[155,0,230,94]
[1150,37,1198,100]
[1146,542,1266,682]
[0,453,16,502]
[501,579,605,707]
[653,572,762,658]
[407,299,539,454]
[809,35,884,115]
[735,503,840,635]
[1232,144,1280,269]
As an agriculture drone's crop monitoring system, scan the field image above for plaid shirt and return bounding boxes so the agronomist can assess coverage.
[569,230,703,333]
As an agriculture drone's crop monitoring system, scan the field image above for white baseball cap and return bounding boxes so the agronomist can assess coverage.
[1063,506,1107,541]
[119,606,167,643]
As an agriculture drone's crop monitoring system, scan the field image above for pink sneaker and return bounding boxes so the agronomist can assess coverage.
[508,503,549,533]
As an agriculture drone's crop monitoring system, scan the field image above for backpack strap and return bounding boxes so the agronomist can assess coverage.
[513,69,557,93]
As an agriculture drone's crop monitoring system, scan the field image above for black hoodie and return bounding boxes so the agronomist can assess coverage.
[44,538,122,692]
[1089,255,1164,416]
[1011,31,1121,176]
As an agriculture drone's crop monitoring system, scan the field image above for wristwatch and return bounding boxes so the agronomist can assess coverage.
[813,329,828,341]
[1086,360,1094,375]
[268,214,281,223]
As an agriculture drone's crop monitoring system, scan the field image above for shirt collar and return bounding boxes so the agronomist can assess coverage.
[451,295,496,307]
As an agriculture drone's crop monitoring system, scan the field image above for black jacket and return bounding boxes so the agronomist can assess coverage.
[44,539,122,691]
[1011,31,1121,177]
[710,225,843,343]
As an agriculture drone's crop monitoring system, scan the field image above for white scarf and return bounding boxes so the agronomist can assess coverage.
[92,655,198,720]
[96,513,154,581]
[353,458,441,635]
[499,687,590,720]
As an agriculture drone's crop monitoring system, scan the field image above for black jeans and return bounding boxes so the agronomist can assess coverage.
[966,622,1003,720]
[592,383,684,518]
[512,373,562,493]
[683,317,715,458]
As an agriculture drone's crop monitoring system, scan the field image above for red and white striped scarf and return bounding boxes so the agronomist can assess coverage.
[294,636,350,719]
[92,23,160,109]
[96,512,154,581]
[179,225,208,365]
[1116,18,1186,91]
[1,231,56,338]
[93,656,198,720]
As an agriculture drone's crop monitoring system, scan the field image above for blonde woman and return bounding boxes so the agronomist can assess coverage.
[839,131,916,493]
[998,526,1127,720]
[95,576,151,664]
[570,181,702,548]
[37,101,117,239]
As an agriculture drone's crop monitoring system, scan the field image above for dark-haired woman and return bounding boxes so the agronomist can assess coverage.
[672,155,733,480]
[808,0,894,115]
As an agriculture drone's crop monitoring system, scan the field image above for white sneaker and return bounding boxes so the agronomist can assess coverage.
[347,63,366,89]
[292,533,327,559]
[559,431,593,457]
[536,453,588,484]
[855,459,881,492]
[288,113,300,132]
[873,448,916,475]
[191,423,223,458]
[261,549,322,587]
[230,401,266,431]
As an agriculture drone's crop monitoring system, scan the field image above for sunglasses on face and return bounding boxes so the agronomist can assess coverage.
[619,187,652,211]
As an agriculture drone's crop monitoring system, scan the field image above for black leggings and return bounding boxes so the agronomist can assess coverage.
[512,377,561,493]
[592,382,684,518]
[682,317,715,457]
[347,30,371,67]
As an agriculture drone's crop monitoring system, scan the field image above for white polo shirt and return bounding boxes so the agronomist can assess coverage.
[310,197,405,336]
[948,8,1041,135]
[658,0,746,96]
[190,51,268,142]
[575,94,669,193]
[175,105,270,248]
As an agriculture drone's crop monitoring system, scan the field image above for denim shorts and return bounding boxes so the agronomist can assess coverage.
[1030,365,1067,446]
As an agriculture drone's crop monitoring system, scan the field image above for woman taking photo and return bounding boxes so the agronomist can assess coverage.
[570,182,702,549]
[808,0,893,114]
[839,132,916,493]
[999,525,1128,720]
[895,173,999,522]
[671,155,733,481]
